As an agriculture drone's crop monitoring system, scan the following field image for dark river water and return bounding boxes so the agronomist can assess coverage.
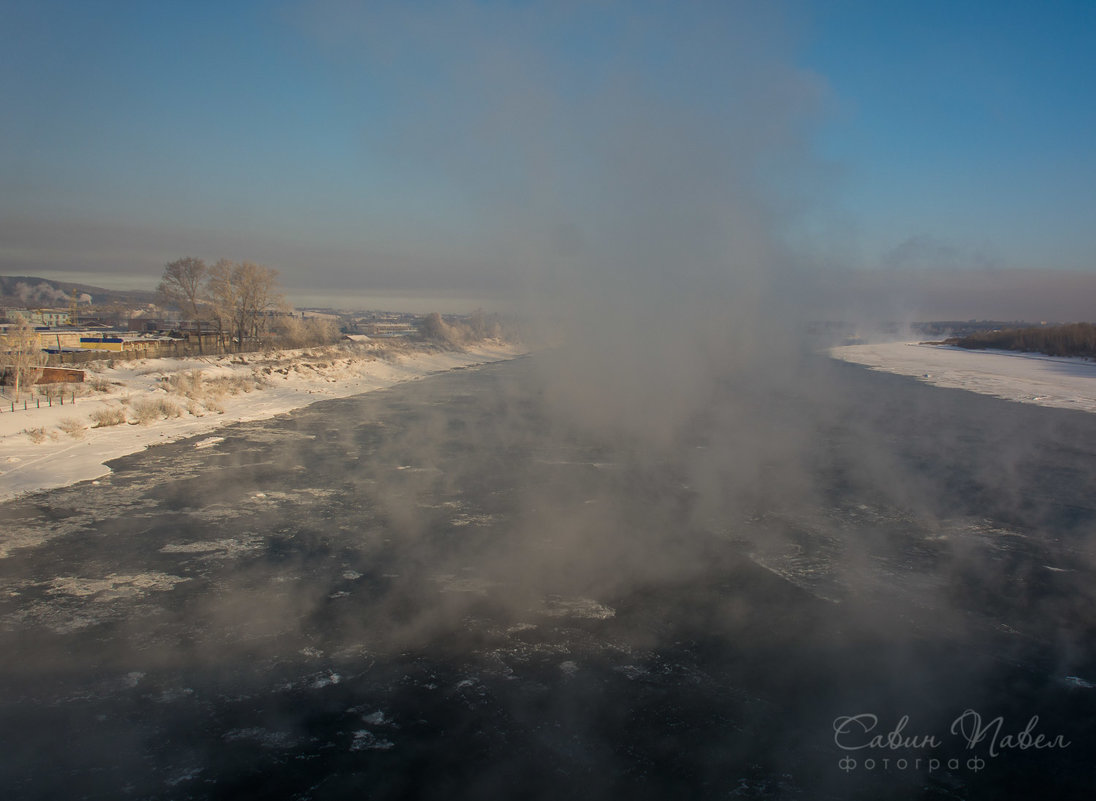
[1,355,1094,800]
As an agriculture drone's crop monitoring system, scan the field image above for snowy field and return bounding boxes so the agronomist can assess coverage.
[830,341,1096,414]
[0,340,523,501]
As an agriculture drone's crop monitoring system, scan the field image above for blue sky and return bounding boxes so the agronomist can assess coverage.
[803,0,1096,273]
[1,0,1093,316]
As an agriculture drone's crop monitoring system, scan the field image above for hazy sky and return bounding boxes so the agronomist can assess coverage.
[1,0,1093,317]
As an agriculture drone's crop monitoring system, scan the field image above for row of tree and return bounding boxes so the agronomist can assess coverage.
[946,323,1096,359]
[158,258,283,353]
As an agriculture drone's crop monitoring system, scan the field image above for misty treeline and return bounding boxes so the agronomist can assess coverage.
[946,322,1096,359]
[158,257,337,353]
[421,310,508,346]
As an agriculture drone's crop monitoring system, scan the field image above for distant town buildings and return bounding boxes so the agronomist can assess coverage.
[1,285,487,367]
[4,308,72,327]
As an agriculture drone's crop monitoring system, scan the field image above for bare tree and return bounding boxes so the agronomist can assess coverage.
[304,316,339,346]
[272,311,307,348]
[1,317,44,400]
[237,261,282,347]
[157,257,209,353]
[205,258,238,351]
[205,259,283,352]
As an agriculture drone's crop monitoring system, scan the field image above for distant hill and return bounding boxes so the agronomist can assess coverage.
[0,276,158,308]
[945,322,1096,359]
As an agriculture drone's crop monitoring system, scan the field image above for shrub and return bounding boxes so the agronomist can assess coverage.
[57,417,87,439]
[132,397,182,425]
[24,427,47,444]
[89,407,127,427]
[165,370,204,399]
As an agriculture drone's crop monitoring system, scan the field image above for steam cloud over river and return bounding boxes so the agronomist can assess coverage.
[1,356,1094,799]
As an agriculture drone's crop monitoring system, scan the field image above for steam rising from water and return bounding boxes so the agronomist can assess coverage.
[314,2,827,451]
[296,1,826,347]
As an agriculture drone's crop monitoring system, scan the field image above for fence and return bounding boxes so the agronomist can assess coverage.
[0,392,78,413]
[41,334,264,366]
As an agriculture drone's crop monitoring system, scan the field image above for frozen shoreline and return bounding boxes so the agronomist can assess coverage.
[830,341,1096,414]
[0,341,524,502]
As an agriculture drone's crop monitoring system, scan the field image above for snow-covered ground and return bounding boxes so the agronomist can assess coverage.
[0,340,523,501]
[830,341,1096,414]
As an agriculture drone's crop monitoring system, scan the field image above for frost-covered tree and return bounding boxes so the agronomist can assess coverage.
[206,259,283,351]
[2,317,43,399]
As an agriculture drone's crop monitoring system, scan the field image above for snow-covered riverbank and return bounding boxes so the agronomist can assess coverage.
[830,341,1096,414]
[0,340,523,501]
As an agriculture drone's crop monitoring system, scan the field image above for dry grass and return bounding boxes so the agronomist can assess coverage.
[132,397,182,425]
[203,374,267,397]
[23,427,48,444]
[164,370,204,399]
[88,377,113,393]
[374,345,408,364]
[57,417,87,439]
[152,370,271,417]
[89,407,127,427]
